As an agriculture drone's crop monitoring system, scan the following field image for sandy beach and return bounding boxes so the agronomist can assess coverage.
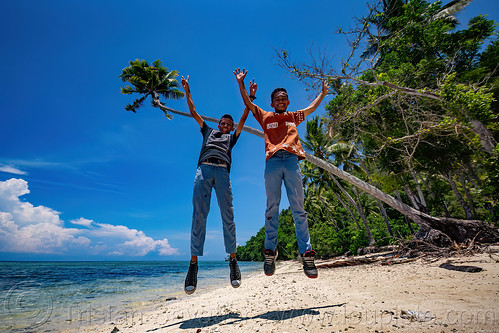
[65,248,498,333]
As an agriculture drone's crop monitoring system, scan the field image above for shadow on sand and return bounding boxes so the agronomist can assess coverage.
[147,303,346,331]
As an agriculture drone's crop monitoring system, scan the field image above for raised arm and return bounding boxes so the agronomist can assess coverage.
[235,79,257,137]
[299,79,329,117]
[234,68,257,115]
[181,75,204,127]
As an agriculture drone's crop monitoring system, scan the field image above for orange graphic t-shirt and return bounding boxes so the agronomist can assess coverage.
[253,106,306,161]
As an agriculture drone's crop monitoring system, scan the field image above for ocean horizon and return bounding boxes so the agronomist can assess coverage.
[0,260,262,332]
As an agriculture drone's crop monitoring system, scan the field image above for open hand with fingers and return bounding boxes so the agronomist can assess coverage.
[321,79,329,94]
[233,68,248,83]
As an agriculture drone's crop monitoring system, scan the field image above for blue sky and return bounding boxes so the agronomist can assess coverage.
[1,0,497,261]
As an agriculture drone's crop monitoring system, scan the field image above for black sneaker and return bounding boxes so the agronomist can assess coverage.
[300,250,318,278]
[263,249,278,276]
[184,261,198,295]
[229,257,241,288]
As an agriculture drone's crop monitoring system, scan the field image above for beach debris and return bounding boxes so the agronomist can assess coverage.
[111,327,119,333]
[316,250,413,269]
[439,262,483,272]
[358,245,399,255]
[316,256,381,268]
[398,237,496,261]
[400,310,435,322]
[166,296,177,301]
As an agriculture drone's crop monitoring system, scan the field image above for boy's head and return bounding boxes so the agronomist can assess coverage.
[270,88,290,113]
[218,114,234,134]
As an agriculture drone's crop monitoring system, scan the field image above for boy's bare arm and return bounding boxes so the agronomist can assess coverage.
[234,68,257,115]
[235,79,257,136]
[299,79,329,117]
[181,75,204,127]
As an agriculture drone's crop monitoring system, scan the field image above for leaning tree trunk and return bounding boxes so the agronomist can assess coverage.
[444,171,474,220]
[418,172,452,218]
[152,101,499,246]
[351,186,375,245]
[403,184,424,212]
[458,172,477,218]
[359,161,393,236]
[331,189,361,230]
[330,174,375,245]
[317,193,340,231]
[394,189,415,234]
[470,119,497,154]
[410,168,427,212]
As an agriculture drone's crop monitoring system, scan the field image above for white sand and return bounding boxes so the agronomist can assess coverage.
[64,249,498,333]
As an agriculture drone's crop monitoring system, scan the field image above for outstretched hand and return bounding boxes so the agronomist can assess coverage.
[233,68,248,83]
[321,79,329,94]
[181,75,190,93]
[249,78,257,96]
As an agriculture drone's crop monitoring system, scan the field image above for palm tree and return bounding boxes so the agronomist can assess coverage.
[304,186,339,231]
[120,59,184,116]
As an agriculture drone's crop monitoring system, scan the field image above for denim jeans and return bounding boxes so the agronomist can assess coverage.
[191,164,236,256]
[264,150,312,254]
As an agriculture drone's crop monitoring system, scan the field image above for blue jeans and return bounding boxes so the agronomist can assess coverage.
[191,164,237,256]
[264,150,312,254]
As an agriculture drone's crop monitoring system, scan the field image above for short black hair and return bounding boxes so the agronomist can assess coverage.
[219,114,234,124]
[271,88,288,103]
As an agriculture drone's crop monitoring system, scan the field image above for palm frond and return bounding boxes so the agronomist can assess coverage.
[160,88,184,100]
[432,0,472,23]
[435,0,473,19]
[125,95,148,113]
[151,59,162,68]
[120,86,137,95]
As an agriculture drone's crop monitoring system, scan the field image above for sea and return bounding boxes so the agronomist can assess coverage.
[0,261,262,332]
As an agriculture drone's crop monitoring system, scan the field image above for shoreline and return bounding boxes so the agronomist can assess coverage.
[1,261,261,333]
[61,249,498,333]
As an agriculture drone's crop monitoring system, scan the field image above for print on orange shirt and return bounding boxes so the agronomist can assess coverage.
[254,107,306,161]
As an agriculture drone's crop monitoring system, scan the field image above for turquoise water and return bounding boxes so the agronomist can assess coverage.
[0,261,261,332]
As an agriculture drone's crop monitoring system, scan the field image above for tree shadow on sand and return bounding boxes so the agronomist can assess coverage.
[147,303,346,331]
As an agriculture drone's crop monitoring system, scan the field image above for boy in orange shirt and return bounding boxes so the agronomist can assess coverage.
[234,68,328,278]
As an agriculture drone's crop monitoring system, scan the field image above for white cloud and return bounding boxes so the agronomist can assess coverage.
[71,217,94,227]
[0,165,27,175]
[0,178,179,257]
[87,222,179,256]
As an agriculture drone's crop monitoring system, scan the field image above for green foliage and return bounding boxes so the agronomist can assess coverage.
[309,221,337,257]
[275,209,299,259]
[236,209,299,261]
[349,228,369,255]
[236,227,265,261]
[440,73,495,123]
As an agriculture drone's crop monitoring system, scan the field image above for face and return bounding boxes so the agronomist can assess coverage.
[271,91,290,113]
[218,118,234,134]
